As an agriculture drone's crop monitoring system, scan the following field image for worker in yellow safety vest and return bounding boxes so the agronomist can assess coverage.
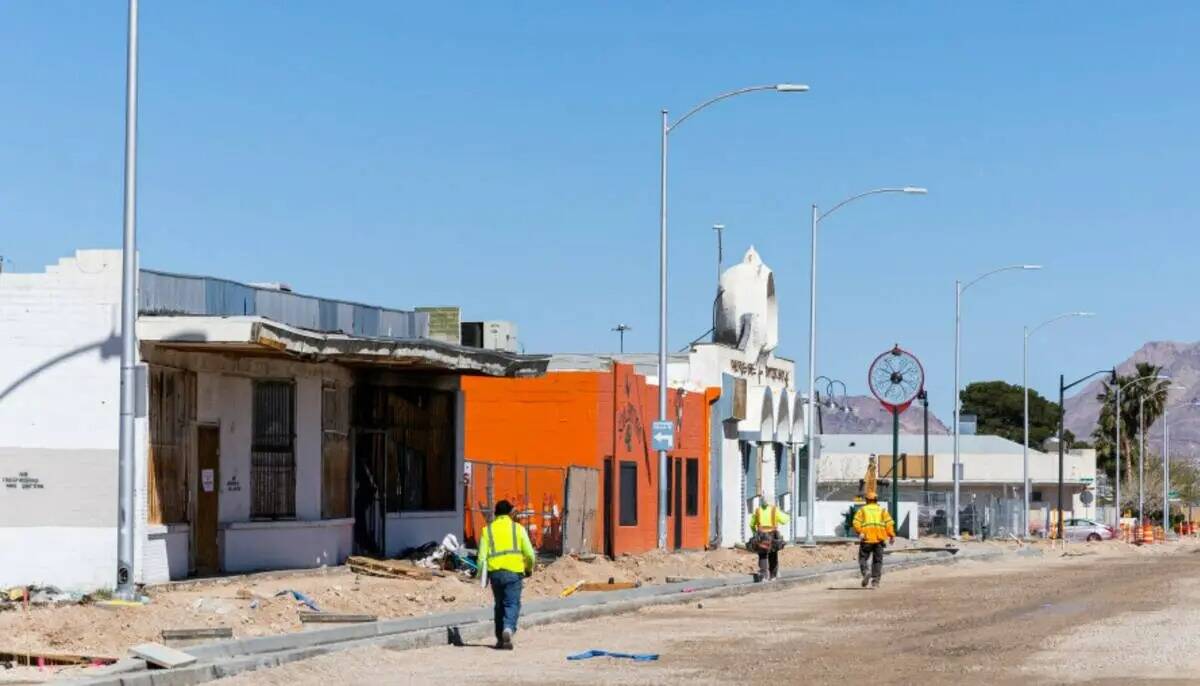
[748,501,790,581]
[851,491,895,589]
[478,499,536,650]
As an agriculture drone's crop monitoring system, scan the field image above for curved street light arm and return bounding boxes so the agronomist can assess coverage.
[962,264,1041,294]
[1119,374,1171,394]
[817,187,924,224]
[667,84,799,134]
[1027,311,1095,339]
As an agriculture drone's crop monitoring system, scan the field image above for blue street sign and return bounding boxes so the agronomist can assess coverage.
[651,421,675,451]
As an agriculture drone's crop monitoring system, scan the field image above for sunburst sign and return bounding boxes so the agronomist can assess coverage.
[867,344,925,414]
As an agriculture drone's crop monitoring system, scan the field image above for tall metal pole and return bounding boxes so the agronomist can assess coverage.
[890,409,900,528]
[1022,326,1030,537]
[1139,396,1145,525]
[803,204,818,546]
[1164,406,1170,531]
[657,109,669,550]
[952,280,962,539]
[116,0,140,597]
[921,390,929,498]
[1057,374,1065,539]
[713,224,725,290]
[1115,386,1122,528]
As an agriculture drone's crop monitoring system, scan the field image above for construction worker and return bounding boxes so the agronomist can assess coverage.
[478,499,536,650]
[748,500,790,581]
[852,491,895,589]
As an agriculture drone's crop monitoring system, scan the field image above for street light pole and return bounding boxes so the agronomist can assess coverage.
[1112,374,1168,529]
[803,186,927,546]
[657,83,808,550]
[1056,366,1118,539]
[116,0,140,598]
[612,324,631,353]
[1139,395,1145,525]
[1022,312,1093,537]
[953,264,1042,539]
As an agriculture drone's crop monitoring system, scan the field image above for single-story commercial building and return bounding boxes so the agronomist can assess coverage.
[0,250,545,590]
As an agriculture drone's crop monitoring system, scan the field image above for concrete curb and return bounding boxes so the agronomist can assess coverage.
[76,547,1001,686]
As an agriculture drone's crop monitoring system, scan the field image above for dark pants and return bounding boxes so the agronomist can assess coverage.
[757,549,779,579]
[859,542,885,582]
[489,570,523,640]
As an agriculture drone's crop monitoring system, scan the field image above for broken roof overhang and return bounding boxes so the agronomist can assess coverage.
[137,316,548,378]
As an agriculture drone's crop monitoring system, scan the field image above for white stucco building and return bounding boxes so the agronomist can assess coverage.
[0,250,545,590]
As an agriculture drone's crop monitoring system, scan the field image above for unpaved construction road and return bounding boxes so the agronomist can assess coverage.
[217,545,1200,685]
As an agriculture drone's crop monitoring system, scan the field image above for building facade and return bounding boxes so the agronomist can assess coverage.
[0,251,545,590]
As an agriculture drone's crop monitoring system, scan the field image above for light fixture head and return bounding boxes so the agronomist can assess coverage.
[774,83,810,92]
[1022,265,1044,270]
[902,187,928,194]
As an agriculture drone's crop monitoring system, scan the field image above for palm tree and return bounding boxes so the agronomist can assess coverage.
[1091,362,1170,501]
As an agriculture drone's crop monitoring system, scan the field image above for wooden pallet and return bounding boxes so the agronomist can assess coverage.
[346,556,435,581]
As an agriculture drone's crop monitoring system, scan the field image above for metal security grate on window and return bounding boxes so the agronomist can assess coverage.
[252,381,296,519]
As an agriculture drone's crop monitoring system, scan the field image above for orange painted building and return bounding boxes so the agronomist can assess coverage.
[461,362,715,556]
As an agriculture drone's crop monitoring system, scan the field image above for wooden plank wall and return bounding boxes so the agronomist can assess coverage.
[321,380,351,519]
[148,366,196,524]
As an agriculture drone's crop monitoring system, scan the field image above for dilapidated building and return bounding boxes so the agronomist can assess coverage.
[0,250,545,590]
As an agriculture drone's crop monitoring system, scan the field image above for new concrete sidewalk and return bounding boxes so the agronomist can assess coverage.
[78,546,1006,686]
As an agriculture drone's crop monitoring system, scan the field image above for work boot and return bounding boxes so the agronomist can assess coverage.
[861,572,870,588]
[500,628,514,650]
[871,577,881,589]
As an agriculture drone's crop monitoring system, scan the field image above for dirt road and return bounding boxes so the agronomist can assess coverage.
[215,545,1200,685]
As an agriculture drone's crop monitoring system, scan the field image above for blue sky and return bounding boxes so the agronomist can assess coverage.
[3,2,1198,421]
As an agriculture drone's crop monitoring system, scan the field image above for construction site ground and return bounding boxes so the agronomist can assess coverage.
[0,539,906,664]
[208,539,1200,686]
[0,537,1179,683]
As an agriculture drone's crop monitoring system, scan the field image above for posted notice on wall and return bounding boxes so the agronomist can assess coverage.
[201,469,215,493]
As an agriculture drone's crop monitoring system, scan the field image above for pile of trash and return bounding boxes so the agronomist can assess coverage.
[0,585,86,611]
[400,534,478,576]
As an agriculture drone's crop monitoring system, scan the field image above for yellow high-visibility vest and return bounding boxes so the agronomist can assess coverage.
[853,503,895,544]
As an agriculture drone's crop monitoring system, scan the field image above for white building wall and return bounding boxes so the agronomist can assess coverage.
[0,251,128,590]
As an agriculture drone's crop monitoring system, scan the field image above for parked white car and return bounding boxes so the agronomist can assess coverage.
[1063,518,1116,542]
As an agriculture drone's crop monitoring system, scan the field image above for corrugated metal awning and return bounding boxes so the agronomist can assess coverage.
[137,316,548,378]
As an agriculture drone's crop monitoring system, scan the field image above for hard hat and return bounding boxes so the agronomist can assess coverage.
[865,490,878,500]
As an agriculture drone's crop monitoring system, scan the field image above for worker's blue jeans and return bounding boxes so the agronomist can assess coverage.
[489,570,523,640]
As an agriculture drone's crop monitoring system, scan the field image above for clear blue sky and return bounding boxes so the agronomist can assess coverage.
[3,2,1198,422]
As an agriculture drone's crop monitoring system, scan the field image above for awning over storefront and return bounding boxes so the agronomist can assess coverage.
[137,316,548,377]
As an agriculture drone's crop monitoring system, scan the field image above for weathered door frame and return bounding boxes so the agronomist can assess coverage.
[194,423,221,576]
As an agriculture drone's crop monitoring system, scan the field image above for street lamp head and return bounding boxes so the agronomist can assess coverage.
[902,187,928,194]
[774,83,810,92]
[1022,265,1043,270]
[1075,311,1096,317]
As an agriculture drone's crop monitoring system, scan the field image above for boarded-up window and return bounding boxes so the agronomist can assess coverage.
[354,385,456,512]
[321,381,351,519]
[878,454,931,480]
[685,458,699,516]
[148,366,195,524]
[251,381,296,519]
[619,461,638,526]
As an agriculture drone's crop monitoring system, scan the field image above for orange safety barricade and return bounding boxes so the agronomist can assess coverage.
[1141,523,1155,545]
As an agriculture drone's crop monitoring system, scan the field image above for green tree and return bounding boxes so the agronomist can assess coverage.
[959,380,1072,446]
[1090,362,1170,501]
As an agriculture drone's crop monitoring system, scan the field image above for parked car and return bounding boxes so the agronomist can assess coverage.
[1063,518,1115,542]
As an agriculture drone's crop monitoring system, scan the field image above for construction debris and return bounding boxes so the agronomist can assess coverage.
[128,642,197,669]
[274,590,321,612]
[161,627,233,648]
[576,580,640,592]
[298,612,376,624]
[0,585,85,611]
[347,556,436,581]
[0,650,116,667]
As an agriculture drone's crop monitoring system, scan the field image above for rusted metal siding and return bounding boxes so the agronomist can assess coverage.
[139,270,428,340]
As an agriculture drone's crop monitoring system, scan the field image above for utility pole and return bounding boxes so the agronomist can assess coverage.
[919,389,929,499]
[612,324,631,353]
[116,0,140,598]
[713,224,725,288]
